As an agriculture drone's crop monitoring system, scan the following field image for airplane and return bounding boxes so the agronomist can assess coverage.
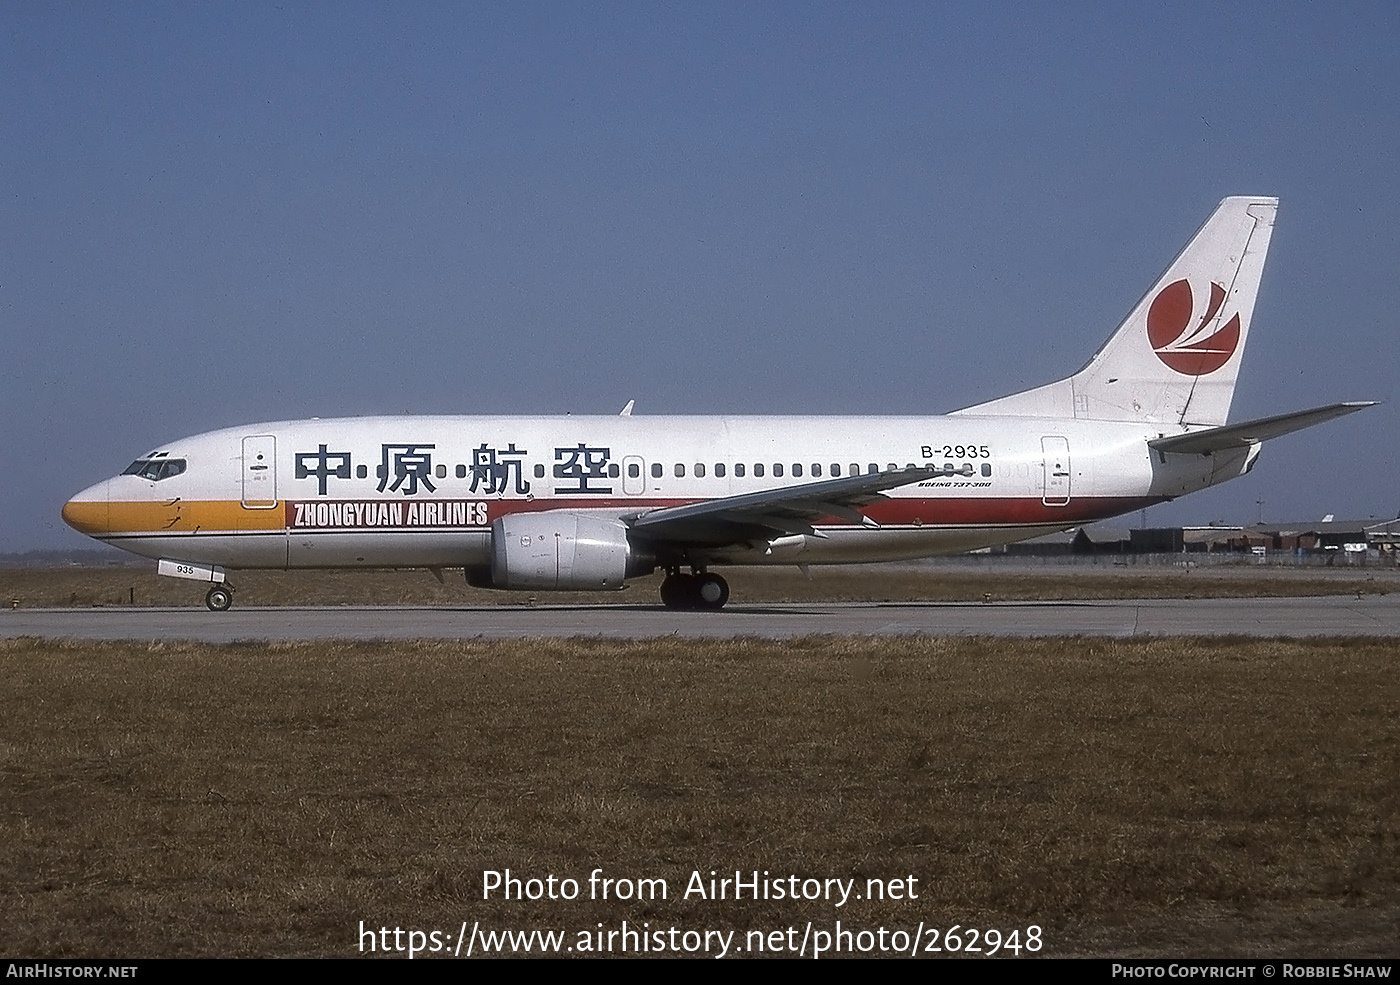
[62,196,1373,611]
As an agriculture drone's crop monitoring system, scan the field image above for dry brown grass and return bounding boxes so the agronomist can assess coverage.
[2,635,1397,957]
[3,562,1396,610]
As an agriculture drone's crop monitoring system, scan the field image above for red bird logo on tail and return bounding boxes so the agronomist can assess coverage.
[1146,279,1241,376]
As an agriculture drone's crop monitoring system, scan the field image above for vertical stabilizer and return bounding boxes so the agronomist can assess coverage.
[953,196,1277,426]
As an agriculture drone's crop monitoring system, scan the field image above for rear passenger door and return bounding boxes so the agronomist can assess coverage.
[1041,436,1071,506]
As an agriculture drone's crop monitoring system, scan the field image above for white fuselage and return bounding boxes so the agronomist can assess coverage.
[63,413,1252,571]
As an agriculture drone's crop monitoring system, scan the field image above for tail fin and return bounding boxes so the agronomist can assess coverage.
[952,196,1278,426]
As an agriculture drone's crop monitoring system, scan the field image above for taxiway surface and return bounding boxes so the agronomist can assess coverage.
[4,594,1398,641]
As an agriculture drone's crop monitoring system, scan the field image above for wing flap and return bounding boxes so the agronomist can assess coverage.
[629,466,937,545]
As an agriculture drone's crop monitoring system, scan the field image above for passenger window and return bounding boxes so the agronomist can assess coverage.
[534,464,545,478]
[675,463,685,477]
[628,463,640,479]
[651,463,663,478]
[695,463,706,478]
[456,464,467,479]
[773,464,784,477]
[981,463,992,477]
[868,464,878,474]
[754,463,765,478]
[735,463,746,477]
[792,464,803,477]
[831,464,841,476]
[887,463,897,472]
[435,464,447,479]
[715,463,726,478]
[812,464,822,477]
[378,464,387,479]
[608,464,620,478]
[357,465,368,479]
[851,464,860,476]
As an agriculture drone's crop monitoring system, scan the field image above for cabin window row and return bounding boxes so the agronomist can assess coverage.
[664,462,893,479]
[650,462,992,479]
[350,460,993,481]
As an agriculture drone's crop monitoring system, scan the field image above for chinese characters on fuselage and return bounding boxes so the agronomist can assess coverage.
[471,443,530,495]
[294,444,352,496]
[553,444,613,494]
[291,442,618,499]
[378,444,436,495]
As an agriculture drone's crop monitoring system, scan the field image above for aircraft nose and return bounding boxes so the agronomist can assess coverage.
[62,479,111,536]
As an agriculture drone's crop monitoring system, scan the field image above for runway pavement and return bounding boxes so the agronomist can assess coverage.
[3,593,1399,641]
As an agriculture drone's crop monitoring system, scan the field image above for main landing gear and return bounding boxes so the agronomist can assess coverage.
[659,570,730,610]
[205,585,234,612]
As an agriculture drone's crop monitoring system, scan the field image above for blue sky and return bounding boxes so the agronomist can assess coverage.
[3,3,1397,550]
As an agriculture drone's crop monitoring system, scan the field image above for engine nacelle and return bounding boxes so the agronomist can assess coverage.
[488,511,652,590]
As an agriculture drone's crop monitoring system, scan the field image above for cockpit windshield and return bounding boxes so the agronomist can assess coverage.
[122,459,187,481]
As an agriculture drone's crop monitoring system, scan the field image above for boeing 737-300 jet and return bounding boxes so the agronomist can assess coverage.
[63,196,1373,610]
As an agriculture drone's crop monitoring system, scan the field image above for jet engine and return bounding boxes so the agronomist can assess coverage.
[469,511,654,590]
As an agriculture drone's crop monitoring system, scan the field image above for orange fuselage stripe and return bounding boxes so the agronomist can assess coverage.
[62,500,285,536]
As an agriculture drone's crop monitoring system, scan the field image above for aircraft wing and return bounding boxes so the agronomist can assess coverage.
[627,466,940,546]
[1149,402,1376,455]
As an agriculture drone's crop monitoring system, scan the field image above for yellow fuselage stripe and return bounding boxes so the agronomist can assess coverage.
[62,500,285,536]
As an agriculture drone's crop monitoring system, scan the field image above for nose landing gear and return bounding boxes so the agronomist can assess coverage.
[659,570,729,610]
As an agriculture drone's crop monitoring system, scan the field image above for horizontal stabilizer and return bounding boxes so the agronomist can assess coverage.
[1148,402,1376,455]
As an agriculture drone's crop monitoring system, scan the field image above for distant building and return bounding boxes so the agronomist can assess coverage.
[994,518,1396,560]
[1367,520,1400,556]
[1249,519,1385,553]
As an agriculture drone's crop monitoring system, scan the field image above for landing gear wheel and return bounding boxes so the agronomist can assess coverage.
[205,586,233,611]
[660,573,729,610]
[660,574,695,610]
[694,573,729,610]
